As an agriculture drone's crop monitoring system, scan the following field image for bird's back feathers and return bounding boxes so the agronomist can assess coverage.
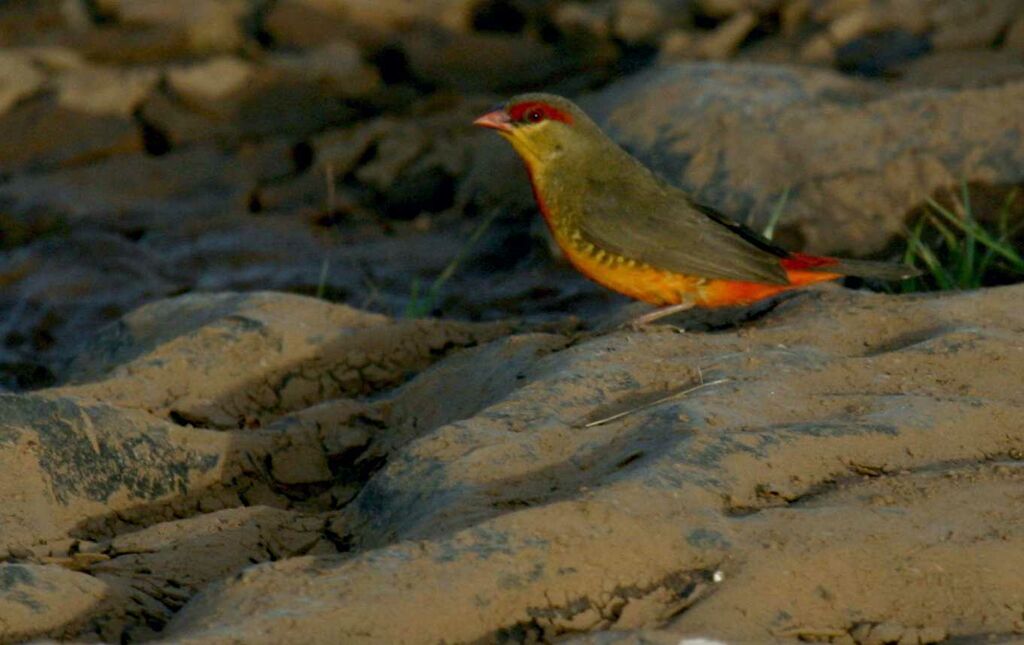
[573,157,793,285]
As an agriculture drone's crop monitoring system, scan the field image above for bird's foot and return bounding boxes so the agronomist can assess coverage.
[625,302,695,331]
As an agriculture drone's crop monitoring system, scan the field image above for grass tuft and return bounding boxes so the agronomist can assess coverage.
[896,183,1024,293]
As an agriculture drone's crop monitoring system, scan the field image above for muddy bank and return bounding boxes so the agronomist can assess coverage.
[1,284,1023,643]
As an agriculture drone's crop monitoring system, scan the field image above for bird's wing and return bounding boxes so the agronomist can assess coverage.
[576,173,792,285]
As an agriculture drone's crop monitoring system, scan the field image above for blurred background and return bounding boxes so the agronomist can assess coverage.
[1,0,1023,392]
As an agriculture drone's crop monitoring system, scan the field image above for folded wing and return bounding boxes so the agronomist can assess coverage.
[577,171,792,285]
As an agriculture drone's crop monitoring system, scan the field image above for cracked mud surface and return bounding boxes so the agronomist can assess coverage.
[2,285,1023,643]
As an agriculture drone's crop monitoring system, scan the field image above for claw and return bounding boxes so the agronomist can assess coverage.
[624,301,696,330]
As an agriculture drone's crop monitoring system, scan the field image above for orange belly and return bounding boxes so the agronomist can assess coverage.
[561,242,840,308]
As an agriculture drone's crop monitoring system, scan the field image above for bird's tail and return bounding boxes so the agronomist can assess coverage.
[782,252,921,281]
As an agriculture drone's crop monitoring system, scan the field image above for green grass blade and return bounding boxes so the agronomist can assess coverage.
[316,258,330,300]
[927,197,1024,271]
[762,187,790,240]
[404,208,504,318]
[907,227,954,290]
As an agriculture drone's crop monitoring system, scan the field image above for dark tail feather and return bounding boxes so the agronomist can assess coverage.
[818,258,922,280]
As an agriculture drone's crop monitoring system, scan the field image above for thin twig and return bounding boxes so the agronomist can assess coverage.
[584,378,731,428]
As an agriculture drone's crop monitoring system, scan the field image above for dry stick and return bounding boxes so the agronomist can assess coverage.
[584,377,731,428]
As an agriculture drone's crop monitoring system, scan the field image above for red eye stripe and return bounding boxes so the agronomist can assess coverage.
[507,101,574,125]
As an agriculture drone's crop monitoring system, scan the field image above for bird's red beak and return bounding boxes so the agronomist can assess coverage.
[473,109,513,133]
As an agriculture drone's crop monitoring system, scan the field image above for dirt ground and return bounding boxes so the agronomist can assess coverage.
[1,0,1024,643]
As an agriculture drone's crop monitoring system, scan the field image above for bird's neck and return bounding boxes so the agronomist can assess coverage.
[522,158,585,246]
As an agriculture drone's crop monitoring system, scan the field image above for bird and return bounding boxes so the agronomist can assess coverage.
[473,93,919,326]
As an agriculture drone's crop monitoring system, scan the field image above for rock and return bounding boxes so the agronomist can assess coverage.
[864,621,906,644]
[263,0,356,48]
[168,45,379,118]
[0,392,268,551]
[1003,12,1024,55]
[59,291,516,427]
[74,24,193,64]
[321,0,481,35]
[354,121,428,190]
[60,0,93,32]
[268,40,381,98]
[694,10,757,59]
[249,167,329,212]
[613,0,690,45]
[160,285,1024,643]
[54,64,160,117]
[145,64,363,143]
[697,0,775,17]
[780,0,810,35]
[0,146,251,227]
[808,0,868,24]
[896,627,922,645]
[0,0,80,47]
[566,63,1024,256]
[317,99,486,213]
[315,118,398,177]
[84,507,324,638]
[930,0,1018,50]
[834,29,931,77]
[98,0,252,53]
[0,563,114,642]
[0,228,180,381]
[0,50,45,116]
[399,28,571,91]
[263,0,483,49]
[799,31,836,63]
[22,45,87,72]
[0,98,141,173]
[167,56,256,104]
[827,6,871,44]
[658,28,696,62]
[553,2,613,40]
[897,50,1024,88]
[916,625,948,643]
[271,442,332,485]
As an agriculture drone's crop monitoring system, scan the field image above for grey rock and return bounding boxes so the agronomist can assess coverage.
[97,0,252,53]
[0,563,114,643]
[0,393,262,551]
[54,64,160,117]
[0,50,45,116]
[60,291,515,427]
[0,98,141,174]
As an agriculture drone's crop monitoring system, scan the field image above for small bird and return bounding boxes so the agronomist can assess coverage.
[474,93,919,325]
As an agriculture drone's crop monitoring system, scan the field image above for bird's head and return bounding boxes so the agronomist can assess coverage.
[473,93,603,169]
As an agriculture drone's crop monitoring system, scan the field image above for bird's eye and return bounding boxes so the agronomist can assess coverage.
[527,109,544,123]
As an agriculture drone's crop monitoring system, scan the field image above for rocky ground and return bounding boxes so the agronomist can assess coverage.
[1,0,1024,643]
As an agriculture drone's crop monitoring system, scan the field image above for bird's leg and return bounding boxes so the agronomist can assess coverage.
[626,300,695,331]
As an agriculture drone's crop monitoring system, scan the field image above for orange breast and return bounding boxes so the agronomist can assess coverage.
[560,243,701,306]
[561,241,840,308]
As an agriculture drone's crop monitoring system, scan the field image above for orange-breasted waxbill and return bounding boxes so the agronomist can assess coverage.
[474,93,919,325]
